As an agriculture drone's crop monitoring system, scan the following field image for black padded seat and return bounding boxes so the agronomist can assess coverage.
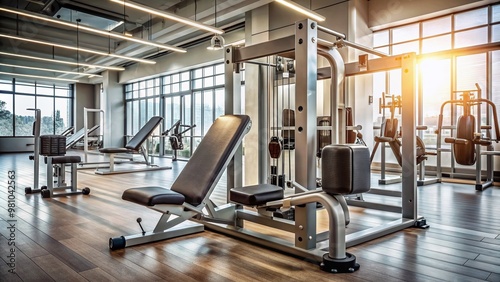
[230,184,284,206]
[99,148,131,154]
[123,187,185,206]
[120,115,251,207]
[45,155,81,164]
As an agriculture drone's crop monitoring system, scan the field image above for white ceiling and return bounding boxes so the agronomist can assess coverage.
[0,0,272,84]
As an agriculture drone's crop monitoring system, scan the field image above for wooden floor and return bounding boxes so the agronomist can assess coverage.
[1,152,499,281]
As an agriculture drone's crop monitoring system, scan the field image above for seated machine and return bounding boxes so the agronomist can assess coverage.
[436,84,500,190]
[97,116,171,174]
[163,120,196,161]
[109,115,370,273]
[24,108,89,197]
[38,135,90,198]
[371,94,435,184]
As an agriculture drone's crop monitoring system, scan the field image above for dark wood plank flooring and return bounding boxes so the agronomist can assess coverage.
[0,152,499,281]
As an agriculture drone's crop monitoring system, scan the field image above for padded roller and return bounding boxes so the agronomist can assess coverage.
[321,144,370,195]
[46,155,81,164]
[454,115,476,166]
[99,148,131,154]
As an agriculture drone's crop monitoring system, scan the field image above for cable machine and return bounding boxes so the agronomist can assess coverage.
[217,19,425,271]
[436,83,500,190]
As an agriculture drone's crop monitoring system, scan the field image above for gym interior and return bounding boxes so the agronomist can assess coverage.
[1,0,500,281]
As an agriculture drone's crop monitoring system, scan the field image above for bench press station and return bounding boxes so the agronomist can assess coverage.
[109,115,369,273]
[96,116,171,174]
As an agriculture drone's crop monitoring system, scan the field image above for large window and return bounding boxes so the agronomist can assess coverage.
[372,3,500,169]
[125,63,225,159]
[0,79,73,137]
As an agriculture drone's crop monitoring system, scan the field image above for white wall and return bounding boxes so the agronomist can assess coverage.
[74,83,96,131]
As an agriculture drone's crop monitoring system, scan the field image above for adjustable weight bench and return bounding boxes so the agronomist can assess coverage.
[96,116,170,175]
[109,115,252,249]
[66,125,100,150]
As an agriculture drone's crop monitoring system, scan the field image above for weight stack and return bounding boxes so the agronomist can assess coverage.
[321,144,370,195]
[40,135,66,156]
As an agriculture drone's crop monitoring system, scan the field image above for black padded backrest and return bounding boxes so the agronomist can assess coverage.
[455,115,476,165]
[322,144,370,195]
[125,116,163,150]
[171,115,251,206]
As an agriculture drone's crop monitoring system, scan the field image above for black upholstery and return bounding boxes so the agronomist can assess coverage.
[454,115,476,165]
[230,184,284,206]
[123,187,185,206]
[321,144,371,195]
[99,147,130,154]
[98,116,162,154]
[125,116,163,151]
[122,115,251,207]
[45,155,81,164]
[170,115,251,206]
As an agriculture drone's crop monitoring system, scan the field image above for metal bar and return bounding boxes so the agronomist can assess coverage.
[340,39,389,57]
[346,219,415,247]
[204,222,324,263]
[401,53,417,220]
[233,36,295,63]
[224,46,243,191]
[236,210,295,233]
[317,47,345,144]
[27,108,41,190]
[317,25,346,39]
[318,25,387,57]
[346,200,402,214]
[294,19,318,250]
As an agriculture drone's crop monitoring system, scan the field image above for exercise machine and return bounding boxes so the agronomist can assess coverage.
[163,120,196,161]
[223,19,426,269]
[38,135,90,198]
[436,84,500,190]
[96,116,171,174]
[24,109,89,197]
[371,94,436,185]
[109,115,367,273]
[109,19,426,273]
[371,94,403,184]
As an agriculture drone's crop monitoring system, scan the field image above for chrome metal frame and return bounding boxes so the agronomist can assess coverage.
[220,18,422,266]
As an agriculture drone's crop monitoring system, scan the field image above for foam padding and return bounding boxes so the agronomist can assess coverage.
[321,144,370,195]
[230,184,284,206]
[123,187,185,206]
